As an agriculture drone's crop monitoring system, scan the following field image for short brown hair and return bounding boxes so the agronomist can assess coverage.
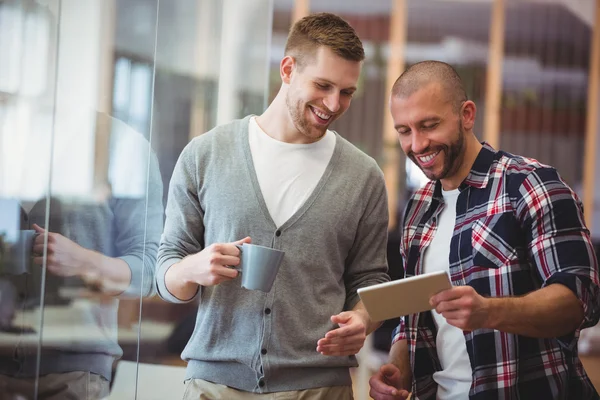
[285,13,365,68]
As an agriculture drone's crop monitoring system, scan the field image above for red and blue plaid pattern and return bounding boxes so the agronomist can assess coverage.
[392,143,600,399]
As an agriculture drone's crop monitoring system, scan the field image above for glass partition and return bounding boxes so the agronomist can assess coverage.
[1,0,162,398]
[1,0,274,397]
[0,0,61,398]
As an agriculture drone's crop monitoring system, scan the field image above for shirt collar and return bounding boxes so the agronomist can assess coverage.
[431,142,497,200]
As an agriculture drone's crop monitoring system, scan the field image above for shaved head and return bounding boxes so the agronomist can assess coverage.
[392,61,467,112]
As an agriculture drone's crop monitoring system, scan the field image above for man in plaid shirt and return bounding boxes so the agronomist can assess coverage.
[369,61,600,399]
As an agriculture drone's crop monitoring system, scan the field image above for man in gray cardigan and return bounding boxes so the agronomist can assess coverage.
[157,13,390,399]
[0,111,163,400]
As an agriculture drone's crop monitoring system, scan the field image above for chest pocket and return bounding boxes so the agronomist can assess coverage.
[471,212,522,269]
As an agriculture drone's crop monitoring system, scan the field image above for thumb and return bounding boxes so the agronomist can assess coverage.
[232,236,251,246]
[32,224,46,234]
[331,311,352,325]
[380,363,399,377]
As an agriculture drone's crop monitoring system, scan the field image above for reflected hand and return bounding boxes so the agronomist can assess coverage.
[179,237,251,287]
[32,224,91,277]
[369,364,410,399]
[430,285,490,331]
[317,310,368,356]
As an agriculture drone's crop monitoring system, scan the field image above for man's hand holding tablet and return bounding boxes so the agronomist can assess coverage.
[357,271,452,322]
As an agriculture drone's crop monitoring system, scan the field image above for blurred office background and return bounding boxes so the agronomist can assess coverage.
[0,0,599,398]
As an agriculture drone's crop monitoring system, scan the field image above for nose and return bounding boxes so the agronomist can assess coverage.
[323,92,340,114]
[411,131,430,154]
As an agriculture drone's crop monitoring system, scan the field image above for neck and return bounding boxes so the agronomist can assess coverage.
[440,132,482,190]
[256,90,312,144]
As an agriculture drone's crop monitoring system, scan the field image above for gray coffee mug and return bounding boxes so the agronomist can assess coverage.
[3,230,36,275]
[234,243,284,292]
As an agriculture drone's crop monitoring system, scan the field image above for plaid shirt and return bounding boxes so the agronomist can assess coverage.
[392,143,600,399]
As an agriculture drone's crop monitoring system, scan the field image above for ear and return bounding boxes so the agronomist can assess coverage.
[280,55,295,84]
[460,100,476,131]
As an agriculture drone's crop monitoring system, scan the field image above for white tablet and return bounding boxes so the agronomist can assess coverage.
[357,270,452,322]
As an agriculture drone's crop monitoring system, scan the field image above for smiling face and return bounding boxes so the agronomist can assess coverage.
[283,46,361,143]
[391,82,473,186]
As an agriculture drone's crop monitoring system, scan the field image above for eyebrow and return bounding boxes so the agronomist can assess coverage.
[394,117,440,131]
[315,78,357,92]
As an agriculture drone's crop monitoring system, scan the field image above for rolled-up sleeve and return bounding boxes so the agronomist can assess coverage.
[516,167,600,348]
[392,316,407,344]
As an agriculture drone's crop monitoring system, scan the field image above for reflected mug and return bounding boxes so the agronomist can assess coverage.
[2,230,36,275]
[234,243,284,292]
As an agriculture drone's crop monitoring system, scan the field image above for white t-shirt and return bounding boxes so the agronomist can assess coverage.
[248,117,336,228]
[422,188,473,399]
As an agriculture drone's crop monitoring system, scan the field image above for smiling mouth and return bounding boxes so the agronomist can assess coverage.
[416,151,440,166]
[310,106,332,123]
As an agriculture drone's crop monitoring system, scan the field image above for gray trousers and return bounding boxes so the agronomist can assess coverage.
[0,371,109,400]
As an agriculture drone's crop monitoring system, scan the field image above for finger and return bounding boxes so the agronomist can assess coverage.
[213,254,241,267]
[331,311,352,325]
[213,243,239,257]
[317,336,364,349]
[213,265,239,279]
[319,334,364,348]
[435,299,464,314]
[369,374,400,396]
[369,387,404,400]
[218,240,251,257]
[33,244,46,254]
[431,287,464,305]
[318,345,362,356]
[369,388,401,400]
[32,224,46,234]
[232,236,251,246]
[33,256,44,265]
[380,363,401,377]
[220,237,252,257]
[438,309,466,320]
[325,324,362,339]
[34,233,46,245]
[317,335,364,348]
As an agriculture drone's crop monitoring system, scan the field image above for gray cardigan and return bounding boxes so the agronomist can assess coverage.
[157,115,389,392]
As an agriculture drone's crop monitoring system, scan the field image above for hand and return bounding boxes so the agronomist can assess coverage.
[179,237,251,287]
[32,224,90,277]
[316,310,368,356]
[369,364,411,399]
[430,285,490,331]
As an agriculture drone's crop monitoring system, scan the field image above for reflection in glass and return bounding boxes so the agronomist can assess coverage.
[0,0,163,398]
[0,108,163,400]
